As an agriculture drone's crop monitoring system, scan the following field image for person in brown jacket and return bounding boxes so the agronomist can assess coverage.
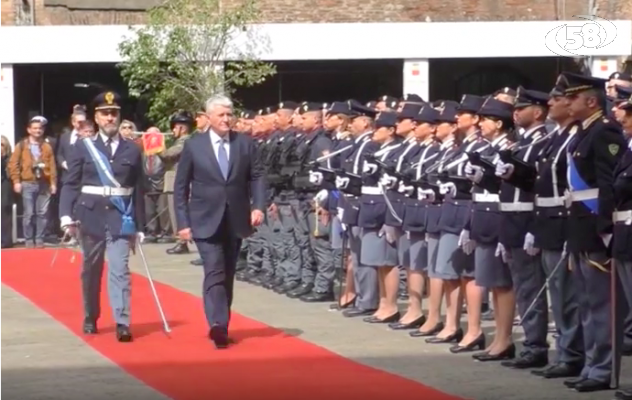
[7,117,58,248]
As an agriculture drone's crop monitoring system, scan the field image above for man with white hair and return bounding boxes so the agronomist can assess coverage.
[174,94,266,349]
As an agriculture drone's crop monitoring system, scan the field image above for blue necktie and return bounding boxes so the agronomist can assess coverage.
[217,140,229,179]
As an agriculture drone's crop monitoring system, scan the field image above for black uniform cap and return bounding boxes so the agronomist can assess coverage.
[92,91,122,111]
[477,97,514,120]
[557,72,607,96]
[514,86,550,108]
[375,111,398,129]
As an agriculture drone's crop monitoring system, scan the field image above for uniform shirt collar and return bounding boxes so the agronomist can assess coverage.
[98,132,120,143]
[210,129,229,143]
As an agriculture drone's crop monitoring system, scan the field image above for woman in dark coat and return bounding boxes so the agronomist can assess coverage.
[2,135,14,248]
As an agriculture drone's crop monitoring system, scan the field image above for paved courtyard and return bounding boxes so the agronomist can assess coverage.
[2,243,629,400]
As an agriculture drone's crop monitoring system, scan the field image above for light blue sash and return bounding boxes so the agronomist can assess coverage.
[567,153,598,213]
[83,138,136,235]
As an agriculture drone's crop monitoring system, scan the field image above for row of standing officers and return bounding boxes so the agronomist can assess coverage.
[233,71,632,397]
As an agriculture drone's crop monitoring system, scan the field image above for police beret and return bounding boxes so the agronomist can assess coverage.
[557,72,607,96]
[258,106,278,115]
[92,91,121,111]
[614,85,632,103]
[609,72,632,82]
[478,97,514,120]
[493,87,517,98]
[397,103,423,120]
[298,102,322,114]
[241,110,256,119]
[435,102,459,123]
[458,95,486,114]
[401,94,425,104]
[365,101,377,110]
[413,106,440,124]
[278,101,299,110]
[514,86,550,108]
[375,111,398,129]
[378,95,398,104]
[327,101,353,116]
[348,100,378,118]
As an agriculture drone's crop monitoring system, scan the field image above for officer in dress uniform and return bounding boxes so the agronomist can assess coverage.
[389,105,441,329]
[558,72,628,393]
[494,87,552,370]
[463,98,515,358]
[333,100,379,317]
[606,72,632,117]
[527,81,585,379]
[59,91,145,342]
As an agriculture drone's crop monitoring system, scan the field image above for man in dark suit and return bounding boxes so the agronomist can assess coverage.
[174,94,266,349]
[59,91,146,342]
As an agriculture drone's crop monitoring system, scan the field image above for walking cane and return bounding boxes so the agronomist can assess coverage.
[136,242,172,335]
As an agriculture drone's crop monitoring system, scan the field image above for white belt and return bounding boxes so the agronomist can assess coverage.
[535,196,565,207]
[81,186,134,196]
[500,202,534,212]
[570,188,599,202]
[613,210,632,224]
[361,186,383,195]
[472,193,499,203]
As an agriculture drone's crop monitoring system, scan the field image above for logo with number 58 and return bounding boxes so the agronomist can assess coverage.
[545,15,618,56]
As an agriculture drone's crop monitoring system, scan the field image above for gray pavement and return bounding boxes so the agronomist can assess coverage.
[2,243,629,400]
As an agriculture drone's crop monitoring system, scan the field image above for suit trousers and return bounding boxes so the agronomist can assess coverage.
[195,211,242,330]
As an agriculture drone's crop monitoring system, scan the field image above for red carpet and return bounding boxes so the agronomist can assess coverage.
[2,248,465,400]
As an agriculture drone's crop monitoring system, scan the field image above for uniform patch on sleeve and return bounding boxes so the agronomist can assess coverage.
[608,143,620,156]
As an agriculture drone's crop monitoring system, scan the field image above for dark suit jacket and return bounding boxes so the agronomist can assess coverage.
[174,130,266,239]
[59,135,146,238]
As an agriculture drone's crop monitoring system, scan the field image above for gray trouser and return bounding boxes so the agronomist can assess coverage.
[572,252,612,382]
[350,227,378,310]
[290,199,316,284]
[277,203,301,282]
[507,247,549,355]
[144,192,170,235]
[541,249,584,364]
[21,181,51,244]
[248,210,274,274]
[81,230,131,326]
[330,216,343,277]
[614,260,632,383]
[305,202,335,292]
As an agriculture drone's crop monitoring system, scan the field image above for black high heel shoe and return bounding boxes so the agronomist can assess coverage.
[425,328,464,344]
[473,343,516,361]
[409,322,444,337]
[363,312,400,324]
[388,315,426,330]
[329,297,357,311]
[449,333,486,353]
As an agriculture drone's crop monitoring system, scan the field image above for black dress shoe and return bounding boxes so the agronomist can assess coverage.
[329,297,357,311]
[342,307,376,318]
[531,362,582,379]
[623,343,632,356]
[263,276,283,290]
[274,281,300,294]
[563,376,586,388]
[209,325,229,349]
[190,258,203,266]
[449,333,485,353]
[616,386,632,400]
[83,320,98,334]
[363,312,400,324]
[300,291,335,303]
[116,324,133,342]
[425,328,464,344]
[287,283,313,299]
[501,351,548,369]
[409,322,445,337]
[166,242,189,255]
[388,315,426,330]
[574,378,610,392]
[473,344,516,361]
[251,273,274,286]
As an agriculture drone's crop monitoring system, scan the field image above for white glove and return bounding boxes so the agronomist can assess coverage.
[601,233,612,248]
[380,225,397,244]
[439,182,457,197]
[562,241,568,258]
[335,176,349,189]
[60,215,74,229]
[62,161,68,170]
[458,230,476,255]
[136,232,145,243]
[379,173,398,189]
[363,162,378,174]
[309,171,324,185]
[341,223,348,232]
[495,160,515,179]
[418,188,435,202]
[398,181,415,196]
[495,242,509,263]
[523,232,540,256]
[315,189,328,203]
[464,162,483,183]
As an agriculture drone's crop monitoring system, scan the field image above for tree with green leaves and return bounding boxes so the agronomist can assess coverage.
[117,0,276,130]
